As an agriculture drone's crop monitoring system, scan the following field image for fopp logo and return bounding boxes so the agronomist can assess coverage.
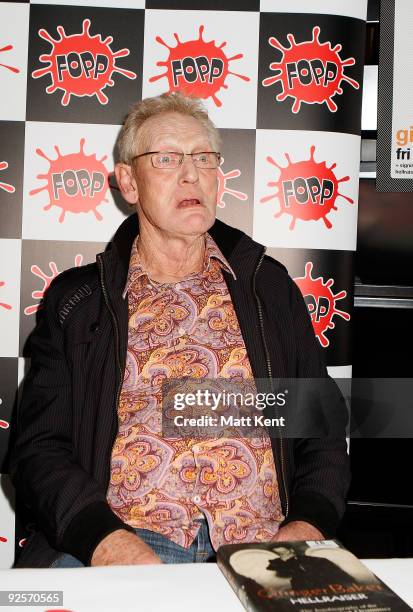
[262,26,359,113]
[0,398,9,430]
[32,19,137,106]
[294,262,350,348]
[149,25,250,107]
[0,162,15,194]
[260,146,353,230]
[24,255,83,316]
[0,44,20,74]
[30,138,109,222]
[18,522,36,549]
[217,157,247,208]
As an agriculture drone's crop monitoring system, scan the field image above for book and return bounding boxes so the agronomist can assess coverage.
[217,539,411,611]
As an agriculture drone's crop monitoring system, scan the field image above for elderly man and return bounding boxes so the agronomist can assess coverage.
[11,92,349,568]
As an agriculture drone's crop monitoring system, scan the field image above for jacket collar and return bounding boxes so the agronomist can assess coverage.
[103,213,264,289]
[122,231,236,298]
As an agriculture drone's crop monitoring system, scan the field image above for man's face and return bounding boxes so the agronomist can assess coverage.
[272,547,295,561]
[125,111,219,238]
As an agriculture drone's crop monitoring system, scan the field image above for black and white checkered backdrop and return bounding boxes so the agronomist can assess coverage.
[0,0,367,567]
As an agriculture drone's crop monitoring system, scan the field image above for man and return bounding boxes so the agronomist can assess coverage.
[267,545,354,590]
[10,92,349,568]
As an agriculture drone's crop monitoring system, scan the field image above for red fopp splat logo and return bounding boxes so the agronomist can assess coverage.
[260,146,353,230]
[149,25,250,107]
[18,523,36,548]
[0,397,10,430]
[294,262,350,348]
[30,139,109,223]
[0,44,20,74]
[0,281,12,311]
[32,19,137,106]
[262,26,359,113]
[216,157,247,208]
[24,254,83,316]
[0,162,16,194]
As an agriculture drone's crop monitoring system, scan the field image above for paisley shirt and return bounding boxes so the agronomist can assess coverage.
[106,233,284,550]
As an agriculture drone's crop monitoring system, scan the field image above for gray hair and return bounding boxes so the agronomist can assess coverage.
[117,92,222,165]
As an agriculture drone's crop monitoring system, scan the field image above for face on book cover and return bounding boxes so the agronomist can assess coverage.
[118,112,219,239]
[272,546,296,561]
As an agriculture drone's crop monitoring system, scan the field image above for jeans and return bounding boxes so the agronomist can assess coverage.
[49,520,215,567]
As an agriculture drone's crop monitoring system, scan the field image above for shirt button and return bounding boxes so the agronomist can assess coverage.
[193,495,201,504]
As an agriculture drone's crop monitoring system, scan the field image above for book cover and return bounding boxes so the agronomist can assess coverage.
[217,539,411,611]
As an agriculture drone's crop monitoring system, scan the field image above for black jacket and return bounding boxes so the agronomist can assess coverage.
[10,214,350,568]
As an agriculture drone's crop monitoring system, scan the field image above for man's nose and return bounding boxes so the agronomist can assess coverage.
[178,155,200,182]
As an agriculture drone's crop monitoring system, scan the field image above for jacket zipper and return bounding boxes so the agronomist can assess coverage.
[252,248,289,518]
[97,254,123,459]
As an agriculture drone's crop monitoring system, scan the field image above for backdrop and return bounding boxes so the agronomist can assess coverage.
[0,0,366,567]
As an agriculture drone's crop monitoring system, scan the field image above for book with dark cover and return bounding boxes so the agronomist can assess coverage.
[217,539,411,611]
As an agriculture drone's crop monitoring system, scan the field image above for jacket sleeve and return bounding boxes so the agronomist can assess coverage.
[9,279,134,566]
[281,276,350,537]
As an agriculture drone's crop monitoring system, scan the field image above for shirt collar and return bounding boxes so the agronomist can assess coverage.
[122,232,236,299]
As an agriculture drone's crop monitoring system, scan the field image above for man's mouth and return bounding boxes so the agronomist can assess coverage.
[178,198,202,208]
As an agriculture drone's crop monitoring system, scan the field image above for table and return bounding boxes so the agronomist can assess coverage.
[1,559,412,611]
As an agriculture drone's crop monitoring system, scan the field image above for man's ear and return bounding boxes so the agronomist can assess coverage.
[114,163,139,205]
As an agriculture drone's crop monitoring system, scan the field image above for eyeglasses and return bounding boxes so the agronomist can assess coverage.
[131,151,221,169]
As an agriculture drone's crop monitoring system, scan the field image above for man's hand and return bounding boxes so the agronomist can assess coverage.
[90,529,163,566]
[274,520,324,542]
